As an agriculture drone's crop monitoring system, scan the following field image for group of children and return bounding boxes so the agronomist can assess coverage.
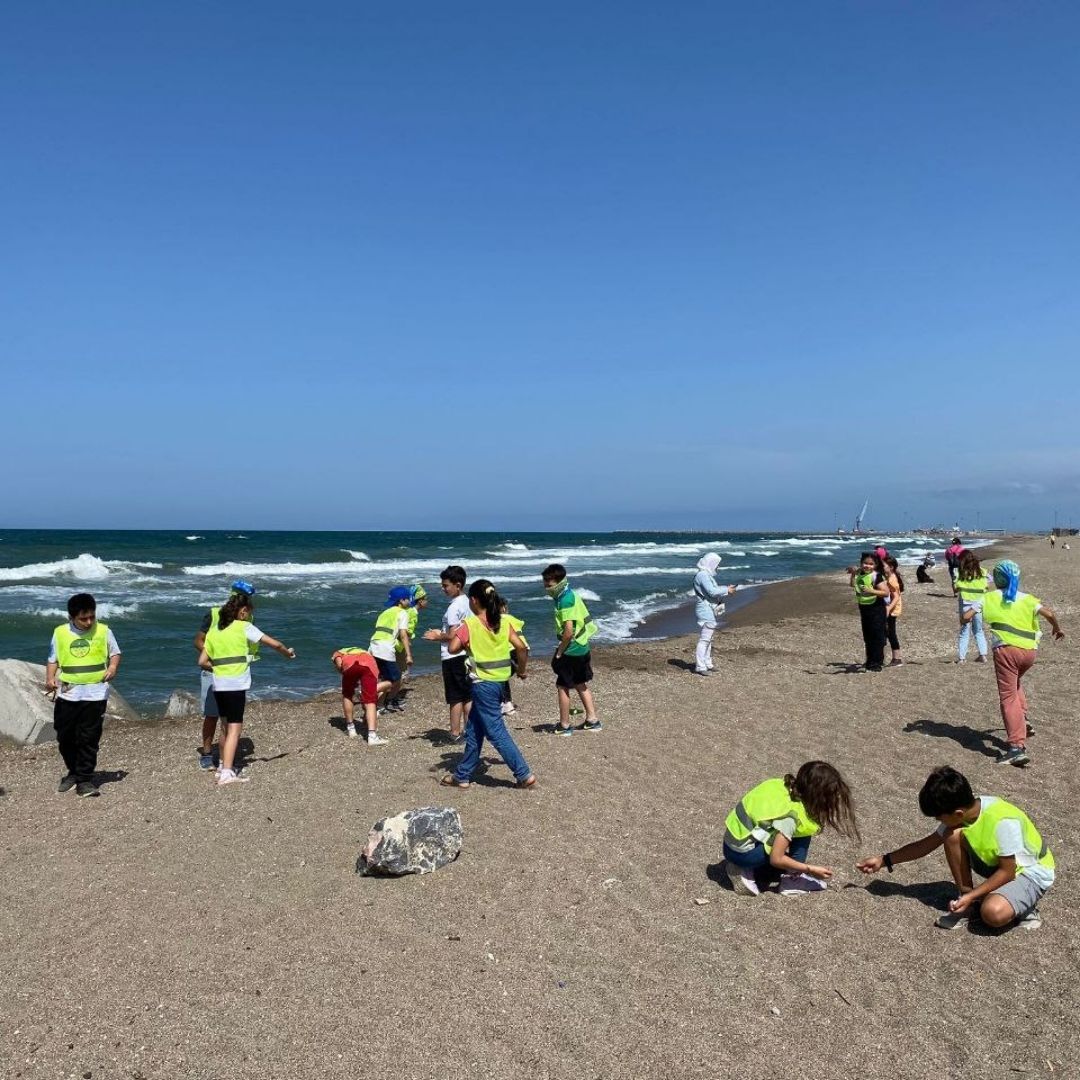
[850,549,1065,768]
[725,761,1055,932]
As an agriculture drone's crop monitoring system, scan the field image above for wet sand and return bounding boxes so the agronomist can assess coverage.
[1,535,1077,1079]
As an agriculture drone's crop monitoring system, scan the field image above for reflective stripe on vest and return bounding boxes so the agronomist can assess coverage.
[53,622,110,684]
[983,592,1041,650]
[205,620,252,679]
[463,615,513,682]
[372,607,402,640]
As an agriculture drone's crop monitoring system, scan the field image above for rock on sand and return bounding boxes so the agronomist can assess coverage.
[357,806,463,876]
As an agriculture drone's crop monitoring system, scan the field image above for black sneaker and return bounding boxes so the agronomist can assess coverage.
[76,781,100,798]
[57,774,77,793]
[995,746,1030,767]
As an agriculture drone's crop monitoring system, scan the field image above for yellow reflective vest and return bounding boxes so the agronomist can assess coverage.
[982,591,1041,650]
[53,622,109,685]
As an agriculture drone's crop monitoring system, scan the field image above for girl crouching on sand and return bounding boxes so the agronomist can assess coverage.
[723,762,859,895]
[198,593,295,786]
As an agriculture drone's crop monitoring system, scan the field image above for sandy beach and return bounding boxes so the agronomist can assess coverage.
[1,534,1076,1079]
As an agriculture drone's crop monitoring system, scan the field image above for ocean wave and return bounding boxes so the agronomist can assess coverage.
[575,588,601,602]
[30,602,138,619]
[342,550,371,561]
[186,535,203,541]
[596,591,686,643]
[482,540,731,561]
[0,553,113,582]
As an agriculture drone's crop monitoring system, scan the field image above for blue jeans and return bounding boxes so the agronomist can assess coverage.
[958,603,988,660]
[723,835,811,869]
[454,679,532,783]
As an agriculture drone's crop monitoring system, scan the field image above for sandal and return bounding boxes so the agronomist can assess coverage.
[440,775,471,789]
[516,775,537,789]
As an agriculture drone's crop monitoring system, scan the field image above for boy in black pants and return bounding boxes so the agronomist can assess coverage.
[45,593,121,798]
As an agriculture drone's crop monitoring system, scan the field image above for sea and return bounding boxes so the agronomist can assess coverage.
[0,529,985,709]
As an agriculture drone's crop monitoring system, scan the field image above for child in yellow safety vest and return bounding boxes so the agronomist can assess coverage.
[858,766,1055,931]
[722,762,859,896]
[498,598,529,716]
[45,592,122,798]
[960,559,1064,767]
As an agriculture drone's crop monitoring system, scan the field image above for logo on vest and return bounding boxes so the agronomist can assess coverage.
[69,637,92,658]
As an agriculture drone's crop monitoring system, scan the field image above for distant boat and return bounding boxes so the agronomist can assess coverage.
[853,498,869,534]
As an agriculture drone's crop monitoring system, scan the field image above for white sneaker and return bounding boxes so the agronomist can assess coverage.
[500,702,516,715]
[1018,909,1042,931]
[725,862,760,896]
[217,770,250,787]
[346,724,358,739]
[367,733,388,746]
[778,873,827,895]
[934,910,969,930]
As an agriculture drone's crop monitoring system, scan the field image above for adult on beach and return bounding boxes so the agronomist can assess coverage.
[847,552,890,671]
[193,578,257,771]
[692,553,737,675]
[961,560,1064,767]
[197,592,295,786]
[441,580,535,790]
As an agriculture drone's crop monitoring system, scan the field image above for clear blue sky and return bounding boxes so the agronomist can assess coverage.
[3,2,1077,532]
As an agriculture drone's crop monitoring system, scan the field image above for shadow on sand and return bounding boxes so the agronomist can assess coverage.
[902,717,1006,759]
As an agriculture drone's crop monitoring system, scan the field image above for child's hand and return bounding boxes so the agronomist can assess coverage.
[422,629,442,641]
[1053,628,1065,641]
[949,892,976,915]
[284,647,296,659]
[806,864,833,880]
[855,856,883,874]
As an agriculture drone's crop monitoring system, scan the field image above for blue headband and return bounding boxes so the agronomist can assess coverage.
[992,560,1020,604]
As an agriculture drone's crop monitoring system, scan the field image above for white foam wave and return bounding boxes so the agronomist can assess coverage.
[575,588,601,602]
[342,550,371,561]
[596,592,686,643]
[30,602,138,619]
[186,535,203,541]
[0,553,112,582]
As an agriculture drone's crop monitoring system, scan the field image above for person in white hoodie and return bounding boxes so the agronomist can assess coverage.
[693,553,737,675]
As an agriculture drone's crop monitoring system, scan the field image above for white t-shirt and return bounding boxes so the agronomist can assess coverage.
[441,595,472,662]
[211,623,265,691]
[936,795,1055,890]
[48,624,121,702]
[369,609,410,662]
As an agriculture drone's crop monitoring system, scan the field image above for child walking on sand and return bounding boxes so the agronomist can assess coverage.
[722,762,859,896]
[961,560,1064,767]
[543,563,600,735]
[198,592,295,786]
[857,766,1054,931]
[331,647,393,745]
[423,565,472,742]
[440,580,535,790]
[45,593,122,798]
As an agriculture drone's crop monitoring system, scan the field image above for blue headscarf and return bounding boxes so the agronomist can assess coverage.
[992,560,1021,604]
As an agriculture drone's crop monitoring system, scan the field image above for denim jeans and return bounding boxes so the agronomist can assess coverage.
[723,834,812,869]
[958,602,988,660]
[454,678,531,783]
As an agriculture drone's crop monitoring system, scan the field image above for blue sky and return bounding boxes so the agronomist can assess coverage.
[2,2,1077,532]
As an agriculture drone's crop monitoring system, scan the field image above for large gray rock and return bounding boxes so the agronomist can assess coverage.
[357,806,463,876]
[0,659,144,746]
[164,689,201,718]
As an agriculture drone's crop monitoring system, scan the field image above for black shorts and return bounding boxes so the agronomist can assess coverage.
[552,652,592,689]
[442,656,472,705]
[213,689,247,725]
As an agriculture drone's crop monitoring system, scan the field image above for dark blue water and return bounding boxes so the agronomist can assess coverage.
[0,529,975,708]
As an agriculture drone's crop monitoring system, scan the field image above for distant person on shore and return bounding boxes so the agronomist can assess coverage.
[847,553,890,671]
[197,592,295,786]
[543,563,600,735]
[692,553,738,676]
[423,565,472,742]
[945,537,966,591]
[440,580,535,790]
[331,647,392,745]
[499,597,528,715]
[954,551,990,663]
[1049,534,1055,549]
[370,587,413,715]
[193,579,256,771]
[915,554,935,584]
[961,560,1065,767]
[857,766,1053,931]
[883,555,904,666]
[722,761,859,896]
[45,593,122,798]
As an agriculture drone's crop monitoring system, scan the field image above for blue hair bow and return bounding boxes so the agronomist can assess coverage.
[992,560,1021,604]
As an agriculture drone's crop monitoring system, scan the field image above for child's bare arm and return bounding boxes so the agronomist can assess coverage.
[857,830,943,873]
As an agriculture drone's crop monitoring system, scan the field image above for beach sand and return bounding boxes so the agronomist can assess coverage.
[1,535,1076,1079]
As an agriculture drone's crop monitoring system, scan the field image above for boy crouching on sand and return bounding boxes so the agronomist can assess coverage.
[332,648,392,746]
[857,766,1054,931]
[46,593,122,798]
